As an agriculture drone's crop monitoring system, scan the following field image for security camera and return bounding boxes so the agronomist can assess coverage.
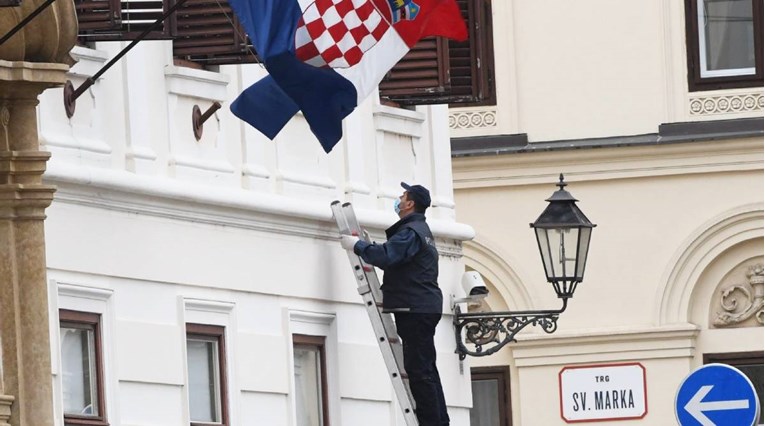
[462,271,489,297]
[452,271,489,309]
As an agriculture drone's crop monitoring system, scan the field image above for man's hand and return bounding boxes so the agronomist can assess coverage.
[340,235,360,251]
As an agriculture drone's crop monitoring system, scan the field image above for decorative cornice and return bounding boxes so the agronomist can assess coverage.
[453,136,762,189]
[164,65,230,102]
[509,323,700,367]
[55,281,114,301]
[452,118,763,158]
[183,297,235,313]
[44,162,473,247]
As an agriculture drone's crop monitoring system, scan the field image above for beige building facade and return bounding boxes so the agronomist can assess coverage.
[448,0,764,424]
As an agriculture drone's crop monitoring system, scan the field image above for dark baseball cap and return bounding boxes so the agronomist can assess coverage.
[401,182,431,209]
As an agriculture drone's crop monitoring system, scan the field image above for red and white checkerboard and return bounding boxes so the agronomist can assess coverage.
[295,0,390,68]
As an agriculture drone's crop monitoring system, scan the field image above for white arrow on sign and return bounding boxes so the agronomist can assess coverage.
[684,385,750,426]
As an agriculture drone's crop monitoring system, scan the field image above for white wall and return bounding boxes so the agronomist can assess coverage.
[41,40,474,425]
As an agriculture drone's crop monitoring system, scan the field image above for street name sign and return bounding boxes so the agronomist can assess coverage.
[675,363,760,426]
[559,363,647,423]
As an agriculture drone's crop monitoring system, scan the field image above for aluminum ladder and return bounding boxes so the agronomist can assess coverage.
[331,201,419,426]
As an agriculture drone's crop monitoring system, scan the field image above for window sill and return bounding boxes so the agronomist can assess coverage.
[68,45,109,79]
[64,415,109,426]
[164,65,230,102]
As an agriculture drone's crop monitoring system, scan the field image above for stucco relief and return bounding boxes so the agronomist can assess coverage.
[449,109,497,129]
[712,262,764,328]
[689,92,764,116]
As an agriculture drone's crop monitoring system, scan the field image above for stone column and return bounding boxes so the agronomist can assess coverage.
[0,60,69,426]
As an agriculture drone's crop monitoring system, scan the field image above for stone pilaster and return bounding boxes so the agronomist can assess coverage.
[0,60,68,426]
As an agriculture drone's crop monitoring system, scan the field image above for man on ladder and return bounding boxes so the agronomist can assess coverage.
[340,182,449,426]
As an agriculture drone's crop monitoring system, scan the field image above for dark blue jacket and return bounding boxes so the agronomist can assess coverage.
[354,213,442,313]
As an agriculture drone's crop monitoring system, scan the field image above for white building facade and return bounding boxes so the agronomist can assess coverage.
[447,0,764,425]
[40,41,475,425]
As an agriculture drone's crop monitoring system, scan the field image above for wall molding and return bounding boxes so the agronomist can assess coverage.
[55,280,114,301]
[656,204,764,324]
[510,323,700,367]
[449,109,497,130]
[689,92,764,116]
[44,162,474,246]
[453,136,762,189]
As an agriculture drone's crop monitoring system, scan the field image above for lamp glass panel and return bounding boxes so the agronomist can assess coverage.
[559,227,580,280]
[575,227,592,279]
[535,228,553,280]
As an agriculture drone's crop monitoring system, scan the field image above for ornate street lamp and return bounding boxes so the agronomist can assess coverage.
[453,174,596,359]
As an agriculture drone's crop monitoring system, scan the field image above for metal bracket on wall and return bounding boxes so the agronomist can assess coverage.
[453,298,568,360]
[63,0,191,118]
[192,102,222,140]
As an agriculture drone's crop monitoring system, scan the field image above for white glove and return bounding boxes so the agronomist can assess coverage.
[340,235,360,251]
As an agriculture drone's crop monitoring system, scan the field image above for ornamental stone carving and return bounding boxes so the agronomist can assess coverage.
[713,263,764,328]
[449,110,497,129]
[689,92,764,116]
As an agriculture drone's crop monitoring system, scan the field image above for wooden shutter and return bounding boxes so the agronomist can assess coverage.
[74,0,120,33]
[379,0,495,106]
[172,0,258,66]
[378,37,451,101]
[76,0,172,41]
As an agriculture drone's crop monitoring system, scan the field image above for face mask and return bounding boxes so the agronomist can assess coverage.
[394,198,401,215]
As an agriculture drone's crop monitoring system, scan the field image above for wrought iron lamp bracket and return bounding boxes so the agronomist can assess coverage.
[453,298,568,360]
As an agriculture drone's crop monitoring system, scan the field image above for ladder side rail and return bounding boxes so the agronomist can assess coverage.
[340,203,384,302]
[360,290,419,424]
[332,201,419,426]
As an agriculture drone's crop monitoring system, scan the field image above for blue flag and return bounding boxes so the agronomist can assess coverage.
[228,0,467,153]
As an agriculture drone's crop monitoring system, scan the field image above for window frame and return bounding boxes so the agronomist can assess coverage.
[684,0,764,91]
[379,0,496,107]
[470,366,512,426]
[292,334,330,426]
[704,351,764,424]
[186,323,229,426]
[59,309,108,426]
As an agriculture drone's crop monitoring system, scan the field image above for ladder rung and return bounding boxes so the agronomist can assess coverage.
[392,371,409,380]
[358,285,371,295]
[378,335,401,344]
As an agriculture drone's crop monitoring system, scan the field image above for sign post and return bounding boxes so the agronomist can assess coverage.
[675,363,760,426]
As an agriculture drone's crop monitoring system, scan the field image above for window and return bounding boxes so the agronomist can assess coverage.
[73,0,257,66]
[171,0,258,67]
[685,0,763,91]
[74,0,172,41]
[293,334,329,426]
[186,324,229,426]
[470,367,511,426]
[379,0,495,107]
[59,309,107,426]
[704,352,764,424]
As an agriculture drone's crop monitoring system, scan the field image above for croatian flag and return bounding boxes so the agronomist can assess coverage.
[228,0,467,153]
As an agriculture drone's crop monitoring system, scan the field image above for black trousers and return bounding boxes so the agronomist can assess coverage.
[394,312,449,426]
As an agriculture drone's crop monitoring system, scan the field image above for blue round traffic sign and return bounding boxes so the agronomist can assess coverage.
[675,363,760,426]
